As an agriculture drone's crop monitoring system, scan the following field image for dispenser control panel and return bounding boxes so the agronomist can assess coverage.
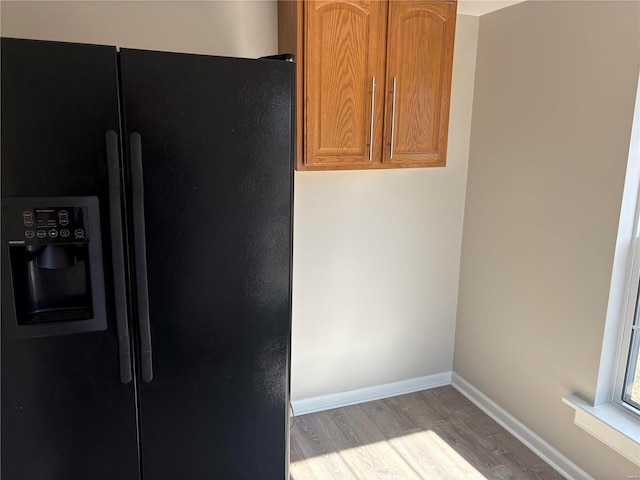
[2,196,105,338]
[5,206,89,245]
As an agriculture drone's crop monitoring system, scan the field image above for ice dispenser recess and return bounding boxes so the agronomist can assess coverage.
[2,197,107,338]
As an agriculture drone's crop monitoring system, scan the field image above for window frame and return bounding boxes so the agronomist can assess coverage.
[612,72,640,416]
[614,206,640,415]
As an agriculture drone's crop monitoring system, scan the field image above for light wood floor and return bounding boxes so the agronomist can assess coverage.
[289,386,564,480]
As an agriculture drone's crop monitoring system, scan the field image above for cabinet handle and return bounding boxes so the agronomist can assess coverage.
[369,77,376,161]
[390,76,397,160]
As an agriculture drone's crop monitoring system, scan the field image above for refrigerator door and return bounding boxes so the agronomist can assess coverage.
[119,50,293,480]
[1,38,140,480]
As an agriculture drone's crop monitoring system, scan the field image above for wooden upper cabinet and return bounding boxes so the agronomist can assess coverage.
[305,1,387,168]
[383,1,456,167]
[278,0,457,170]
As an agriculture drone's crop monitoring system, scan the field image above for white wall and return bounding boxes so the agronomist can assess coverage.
[454,1,640,478]
[0,1,277,58]
[291,14,478,401]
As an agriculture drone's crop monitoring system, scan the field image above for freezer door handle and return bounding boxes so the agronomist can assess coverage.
[106,131,133,384]
[130,132,154,383]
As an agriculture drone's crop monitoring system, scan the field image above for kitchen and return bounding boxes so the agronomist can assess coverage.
[1,1,638,479]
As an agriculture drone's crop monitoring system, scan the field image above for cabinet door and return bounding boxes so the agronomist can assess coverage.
[383,1,456,167]
[304,0,387,169]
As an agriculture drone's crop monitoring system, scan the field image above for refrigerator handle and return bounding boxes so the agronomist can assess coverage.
[130,132,154,383]
[106,131,133,384]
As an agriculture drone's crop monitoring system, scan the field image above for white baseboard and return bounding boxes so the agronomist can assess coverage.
[291,371,452,416]
[451,372,594,480]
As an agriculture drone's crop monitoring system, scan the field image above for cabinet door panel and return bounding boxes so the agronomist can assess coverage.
[383,1,456,167]
[305,0,387,168]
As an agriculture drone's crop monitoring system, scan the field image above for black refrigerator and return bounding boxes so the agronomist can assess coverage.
[1,38,294,480]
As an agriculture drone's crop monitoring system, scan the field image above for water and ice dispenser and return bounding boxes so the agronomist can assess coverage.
[2,197,107,338]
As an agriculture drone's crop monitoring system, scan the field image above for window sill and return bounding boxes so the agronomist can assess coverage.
[563,394,640,466]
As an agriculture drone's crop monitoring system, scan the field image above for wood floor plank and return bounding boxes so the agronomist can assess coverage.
[357,396,416,436]
[388,427,485,479]
[324,406,423,479]
[356,401,455,479]
[487,431,564,480]
[290,413,359,480]
[289,386,566,480]
[391,391,450,428]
